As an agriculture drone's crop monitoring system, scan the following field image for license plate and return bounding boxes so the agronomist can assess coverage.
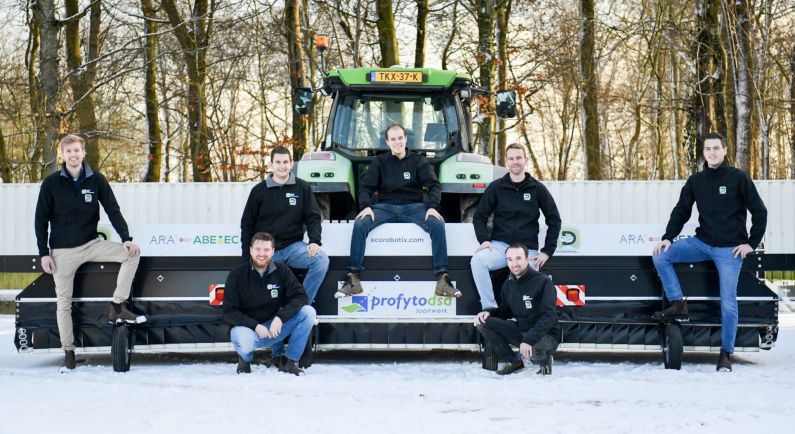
[370,71,423,83]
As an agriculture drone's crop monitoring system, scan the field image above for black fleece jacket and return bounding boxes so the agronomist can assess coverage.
[662,162,767,249]
[240,173,322,254]
[222,260,307,330]
[34,163,132,256]
[490,268,560,345]
[358,151,441,210]
[474,173,562,256]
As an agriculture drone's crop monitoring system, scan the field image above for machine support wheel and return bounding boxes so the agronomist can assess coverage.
[298,325,316,369]
[481,340,498,372]
[112,325,133,372]
[661,323,683,370]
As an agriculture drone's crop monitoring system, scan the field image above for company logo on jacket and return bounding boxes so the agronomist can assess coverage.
[286,192,298,205]
[719,186,727,195]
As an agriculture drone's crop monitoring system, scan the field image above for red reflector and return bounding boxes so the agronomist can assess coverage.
[566,288,580,301]
[472,183,487,188]
[215,288,225,302]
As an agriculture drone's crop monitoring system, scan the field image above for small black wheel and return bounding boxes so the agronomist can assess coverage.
[662,323,683,370]
[481,341,498,371]
[298,326,316,369]
[112,325,133,372]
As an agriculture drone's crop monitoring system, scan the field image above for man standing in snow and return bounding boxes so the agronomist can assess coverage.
[470,142,561,310]
[223,232,316,375]
[35,134,146,372]
[474,243,560,375]
[652,132,767,372]
[240,145,328,366]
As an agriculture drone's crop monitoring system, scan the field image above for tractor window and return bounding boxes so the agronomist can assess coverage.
[332,94,459,152]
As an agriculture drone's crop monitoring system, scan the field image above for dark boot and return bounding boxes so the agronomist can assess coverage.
[265,354,285,369]
[109,302,147,324]
[335,272,364,298]
[278,358,304,376]
[496,357,524,375]
[716,350,732,372]
[434,272,461,297]
[652,300,689,321]
[63,350,76,370]
[236,357,251,374]
[536,354,553,375]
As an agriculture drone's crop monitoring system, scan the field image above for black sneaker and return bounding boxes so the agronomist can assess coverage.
[435,272,461,297]
[335,272,364,298]
[236,357,251,374]
[496,358,524,375]
[536,354,553,375]
[652,300,689,322]
[63,350,76,370]
[278,358,304,376]
[716,350,732,372]
[109,302,147,324]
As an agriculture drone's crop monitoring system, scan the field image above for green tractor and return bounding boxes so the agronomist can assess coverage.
[294,65,517,221]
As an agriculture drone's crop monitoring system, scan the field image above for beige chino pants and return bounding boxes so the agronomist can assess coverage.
[51,238,140,351]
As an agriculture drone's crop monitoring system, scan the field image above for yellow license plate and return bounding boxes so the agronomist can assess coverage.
[370,71,424,83]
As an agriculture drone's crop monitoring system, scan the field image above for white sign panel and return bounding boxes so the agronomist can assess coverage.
[103,223,698,257]
[336,281,457,317]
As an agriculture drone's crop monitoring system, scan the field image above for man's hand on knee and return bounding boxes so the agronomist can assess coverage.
[653,239,671,256]
[356,207,374,221]
[123,241,140,257]
[307,243,321,257]
[425,208,444,222]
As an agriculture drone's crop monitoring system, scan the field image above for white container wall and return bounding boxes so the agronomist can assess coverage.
[2,180,793,255]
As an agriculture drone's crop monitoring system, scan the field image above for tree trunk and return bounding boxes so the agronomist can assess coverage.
[441,1,458,70]
[579,0,602,179]
[476,0,496,158]
[790,39,795,179]
[495,0,511,166]
[375,0,399,67]
[414,0,428,68]
[141,0,162,182]
[161,0,214,182]
[285,0,308,161]
[0,125,10,182]
[690,0,720,173]
[64,0,100,169]
[26,8,46,181]
[33,0,62,179]
[730,0,752,174]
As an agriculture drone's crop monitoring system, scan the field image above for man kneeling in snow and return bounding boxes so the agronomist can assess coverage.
[222,232,316,375]
[474,243,560,375]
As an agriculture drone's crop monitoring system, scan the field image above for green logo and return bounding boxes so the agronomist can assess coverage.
[558,226,581,250]
[342,304,365,313]
[719,186,727,194]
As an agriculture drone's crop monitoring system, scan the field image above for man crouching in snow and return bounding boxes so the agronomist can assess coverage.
[222,232,316,375]
[474,243,560,375]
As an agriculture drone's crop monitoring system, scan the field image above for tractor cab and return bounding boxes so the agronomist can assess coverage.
[296,66,515,221]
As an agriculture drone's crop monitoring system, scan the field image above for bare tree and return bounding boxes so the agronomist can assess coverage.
[285,0,308,160]
[726,0,753,173]
[790,37,795,179]
[0,124,10,182]
[376,0,399,67]
[414,0,429,67]
[161,0,216,182]
[141,0,163,182]
[579,0,602,179]
[32,0,63,178]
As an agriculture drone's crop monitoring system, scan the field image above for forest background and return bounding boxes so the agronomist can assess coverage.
[0,0,793,183]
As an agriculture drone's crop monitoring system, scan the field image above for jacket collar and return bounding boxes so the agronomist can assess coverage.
[59,162,94,179]
[265,172,296,188]
[702,160,729,173]
[250,259,277,276]
[501,172,533,188]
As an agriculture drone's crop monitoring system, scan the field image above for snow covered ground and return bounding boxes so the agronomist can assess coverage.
[1,314,793,434]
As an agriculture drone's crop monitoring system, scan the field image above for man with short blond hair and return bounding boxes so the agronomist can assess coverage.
[35,134,145,371]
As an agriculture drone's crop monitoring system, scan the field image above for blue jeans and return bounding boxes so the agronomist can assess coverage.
[349,203,448,274]
[230,305,316,362]
[652,236,742,353]
[273,241,329,304]
[470,240,538,310]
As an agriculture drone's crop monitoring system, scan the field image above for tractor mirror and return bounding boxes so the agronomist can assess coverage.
[294,87,313,115]
[495,90,516,118]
